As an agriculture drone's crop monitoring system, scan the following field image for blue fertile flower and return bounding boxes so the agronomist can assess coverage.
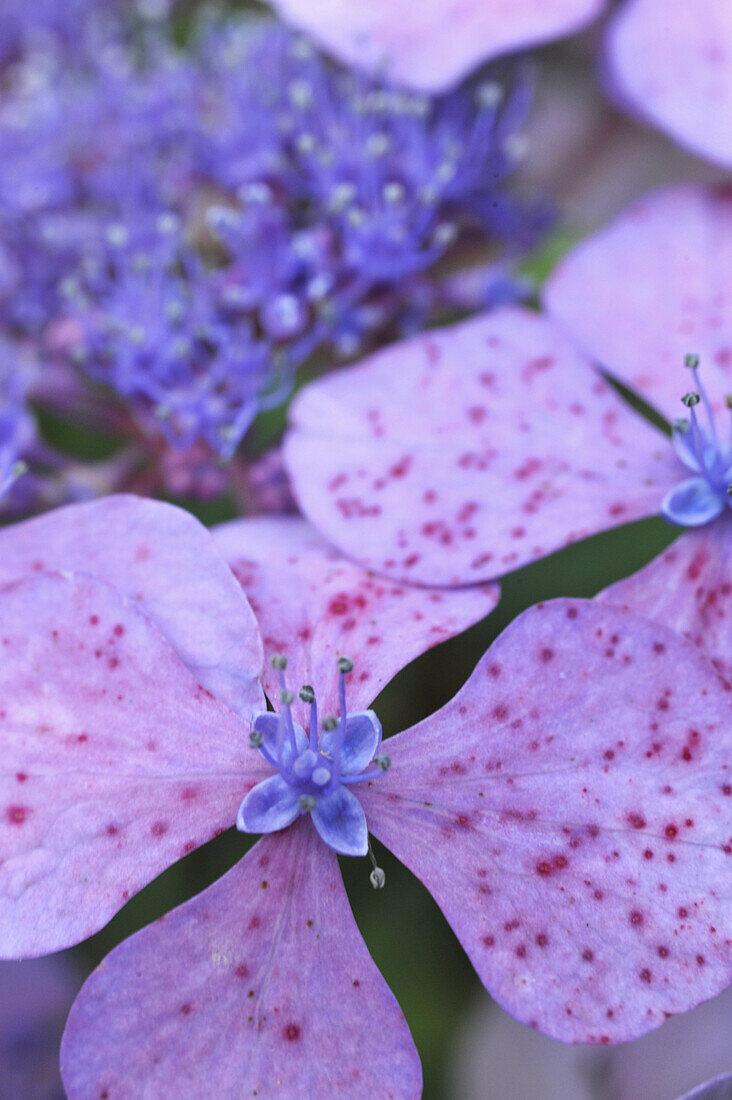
[69,216,279,458]
[662,355,732,526]
[237,656,390,856]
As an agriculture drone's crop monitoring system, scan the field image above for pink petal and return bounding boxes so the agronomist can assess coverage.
[545,186,732,423]
[606,0,732,168]
[361,599,732,1042]
[0,572,265,957]
[61,821,422,1099]
[213,515,498,716]
[284,307,678,586]
[270,0,606,93]
[0,496,263,716]
[598,520,732,680]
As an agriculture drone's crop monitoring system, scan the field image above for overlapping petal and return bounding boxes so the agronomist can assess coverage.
[269,0,606,93]
[284,307,679,586]
[237,775,302,835]
[0,572,265,957]
[0,496,263,716]
[598,518,732,679]
[251,712,308,770]
[213,516,498,713]
[662,478,726,527]
[362,599,732,1042]
[544,186,732,423]
[61,822,421,1099]
[322,712,382,775]
[606,0,732,168]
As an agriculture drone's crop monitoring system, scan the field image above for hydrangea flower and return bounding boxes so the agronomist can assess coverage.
[0,506,726,1092]
[605,0,732,169]
[55,580,732,1095]
[0,341,36,501]
[282,184,731,587]
[268,0,606,93]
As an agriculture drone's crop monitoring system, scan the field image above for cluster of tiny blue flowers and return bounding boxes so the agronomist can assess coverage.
[0,2,539,490]
[662,354,732,527]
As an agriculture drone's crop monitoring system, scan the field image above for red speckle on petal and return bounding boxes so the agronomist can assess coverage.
[6,804,29,825]
[151,821,169,838]
[629,910,644,927]
[284,1023,301,1041]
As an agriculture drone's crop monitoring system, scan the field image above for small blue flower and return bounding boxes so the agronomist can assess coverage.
[237,656,390,857]
[662,355,732,527]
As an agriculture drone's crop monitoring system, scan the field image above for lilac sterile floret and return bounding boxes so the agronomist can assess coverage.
[237,658,384,856]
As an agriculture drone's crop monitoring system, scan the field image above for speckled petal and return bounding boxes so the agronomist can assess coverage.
[213,515,498,714]
[321,711,382,775]
[362,599,732,1042]
[61,823,421,1099]
[606,0,732,168]
[598,518,732,680]
[236,775,302,835]
[661,478,726,527]
[283,307,678,586]
[545,186,732,424]
[0,496,263,717]
[312,786,369,856]
[270,0,605,93]
[0,572,265,958]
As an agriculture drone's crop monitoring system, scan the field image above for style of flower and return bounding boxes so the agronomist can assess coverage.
[282,184,731,588]
[268,0,606,93]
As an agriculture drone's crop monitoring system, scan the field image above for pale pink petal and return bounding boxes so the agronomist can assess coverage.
[361,599,732,1042]
[606,0,732,168]
[270,0,606,93]
[598,519,732,680]
[545,186,732,423]
[284,307,679,586]
[0,572,265,957]
[213,515,498,715]
[0,496,263,716]
[61,821,421,1099]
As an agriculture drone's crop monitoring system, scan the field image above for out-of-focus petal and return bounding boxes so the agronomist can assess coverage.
[61,824,421,1099]
[606,0,732,168]
[544,186,732,424]
[270,0,606,93]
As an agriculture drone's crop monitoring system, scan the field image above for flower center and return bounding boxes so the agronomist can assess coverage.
[237,655,390,858]
[661,354,732,527]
